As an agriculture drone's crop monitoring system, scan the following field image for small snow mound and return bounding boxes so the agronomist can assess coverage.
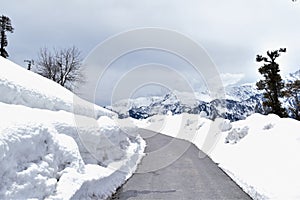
[225,126,249,144]
[219,119,232,132]
[199,111,208,118]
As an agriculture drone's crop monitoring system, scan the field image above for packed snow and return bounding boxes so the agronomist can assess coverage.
[133,113,300,200]
[0,57,145,199]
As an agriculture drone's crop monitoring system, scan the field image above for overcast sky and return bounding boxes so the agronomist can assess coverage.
[2,0,300,104]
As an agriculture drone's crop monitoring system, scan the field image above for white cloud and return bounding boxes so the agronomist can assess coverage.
[221,73,245,87]
[2,0,300,85]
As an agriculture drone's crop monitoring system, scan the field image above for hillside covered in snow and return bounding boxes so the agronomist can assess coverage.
[108,70,299,121]
[0,57,145,199]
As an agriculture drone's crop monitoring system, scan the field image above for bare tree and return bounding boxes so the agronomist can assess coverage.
[35,46,84,91]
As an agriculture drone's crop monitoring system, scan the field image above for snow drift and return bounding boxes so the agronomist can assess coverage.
[0,57,145,199]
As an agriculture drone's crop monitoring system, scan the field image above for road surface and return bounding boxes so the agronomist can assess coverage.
[111,129,251,200]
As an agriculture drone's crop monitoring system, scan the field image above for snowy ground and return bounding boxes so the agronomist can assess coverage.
[0,57,145,199]
[132,112,300,200]
[2,57,299,199]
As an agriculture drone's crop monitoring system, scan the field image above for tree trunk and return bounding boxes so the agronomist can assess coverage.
[0,30,5,58]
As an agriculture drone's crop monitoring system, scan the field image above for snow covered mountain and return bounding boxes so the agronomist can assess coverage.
[108,86,264,121]
[285,69,300,83]
[108,70,299,121]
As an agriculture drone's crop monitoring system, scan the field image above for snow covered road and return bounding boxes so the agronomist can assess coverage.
[111,129,251,200]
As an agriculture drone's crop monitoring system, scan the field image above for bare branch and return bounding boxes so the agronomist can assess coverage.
[34,46,84,91]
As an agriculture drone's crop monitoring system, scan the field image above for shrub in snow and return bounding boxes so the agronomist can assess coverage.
[225,126,249,144]
[185,118,194,127]
[196,122,205,129]
[263,123,274,130]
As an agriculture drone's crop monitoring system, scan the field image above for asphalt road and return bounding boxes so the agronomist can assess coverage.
[111,129,252,200]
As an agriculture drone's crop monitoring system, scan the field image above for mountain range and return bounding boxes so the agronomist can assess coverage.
[106,70,300,121]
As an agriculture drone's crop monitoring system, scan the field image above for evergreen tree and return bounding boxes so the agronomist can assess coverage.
[0,15,14,58]
[285,80,300,120]
[256,48,287,117]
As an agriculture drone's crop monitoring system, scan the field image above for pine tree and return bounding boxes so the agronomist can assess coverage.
[256,48,287,117]
[0,15,14,58]
[285,80,300,120]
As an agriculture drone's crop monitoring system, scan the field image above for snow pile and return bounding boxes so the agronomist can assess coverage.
[135,113,300,200]
[0,57,145,199]
[0,112,84,199]
[218,119,232,132]
[212,114,300,200]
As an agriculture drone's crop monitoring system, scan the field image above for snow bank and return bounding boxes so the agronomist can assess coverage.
[133,113,223,156]
[212,114,300,200]
[0,102,145,200]
[0,118,84,199]
[0,57,116,119]
[135,113,300,200]
[0,58,145,199]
